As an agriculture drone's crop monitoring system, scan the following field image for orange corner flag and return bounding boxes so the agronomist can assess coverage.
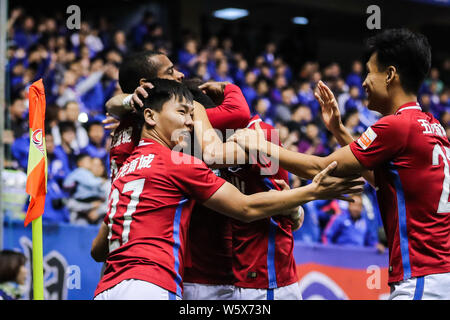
[25,79,48,227]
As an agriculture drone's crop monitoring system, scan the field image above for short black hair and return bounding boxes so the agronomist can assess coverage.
[58,121,76,134]
[0,250,26,283]
[365,28,431,94]
[140,79,194,113]
[76,153,91,164]
[119,50,165,93]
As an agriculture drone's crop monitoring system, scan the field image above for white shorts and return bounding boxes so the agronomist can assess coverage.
[389,272,450,300]
[183,283,235,300]
[232,282,302,300]
[94,279,182,300]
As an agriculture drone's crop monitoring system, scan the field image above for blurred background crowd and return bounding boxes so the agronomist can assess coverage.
[3,1,450,251]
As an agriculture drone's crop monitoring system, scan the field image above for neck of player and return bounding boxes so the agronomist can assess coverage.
[388,88,418,115]
[141,128,172,149]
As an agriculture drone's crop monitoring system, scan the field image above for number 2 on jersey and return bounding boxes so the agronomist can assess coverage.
[432,144,450,213]
[107,178,145,252]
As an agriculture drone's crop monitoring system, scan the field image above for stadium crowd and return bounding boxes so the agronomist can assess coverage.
[4,7,450,249]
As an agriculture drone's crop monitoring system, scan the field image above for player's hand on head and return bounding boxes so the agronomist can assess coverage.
[198,81,230,105]
[132,82,154,110]
[227,121,267,153]
[315,80,342,132]
[312,161,364,202]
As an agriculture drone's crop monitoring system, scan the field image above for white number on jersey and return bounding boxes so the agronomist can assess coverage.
[107,178,145,252]
[432,144,450,214]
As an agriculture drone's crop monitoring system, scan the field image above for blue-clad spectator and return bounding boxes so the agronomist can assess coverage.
[43,178,70,224]
[241,71,258,108]
[213,58,234,83]
[10,133,29,171]
[81,121,108,165]
[345,60,364,96]
[323,194,378,247]
[46,131,71,187]
[63,153,107,224]
[54,121,80,172]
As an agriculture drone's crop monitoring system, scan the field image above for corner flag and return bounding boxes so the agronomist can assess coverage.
[25,79,47,227]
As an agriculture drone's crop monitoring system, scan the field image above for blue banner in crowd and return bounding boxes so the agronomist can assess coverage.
[3,220,390,300]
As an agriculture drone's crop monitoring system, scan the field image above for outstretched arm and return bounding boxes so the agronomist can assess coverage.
[228,121,366,179]
[203,161,364,223]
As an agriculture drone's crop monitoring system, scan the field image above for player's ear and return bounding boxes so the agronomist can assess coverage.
[144,108,157,126]
[386,66,397,87]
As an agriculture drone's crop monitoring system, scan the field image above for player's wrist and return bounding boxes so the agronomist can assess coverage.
[122,94,134,111]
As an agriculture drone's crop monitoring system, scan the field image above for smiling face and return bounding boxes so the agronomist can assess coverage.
[145,96,194,149]
[362,53,390,114]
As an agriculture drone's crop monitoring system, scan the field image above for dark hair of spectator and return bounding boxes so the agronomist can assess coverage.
[0,250,26,283]
[76,153,91,165]
[365,28,431,94]
[119,50,165,93]
[58,121,76,134]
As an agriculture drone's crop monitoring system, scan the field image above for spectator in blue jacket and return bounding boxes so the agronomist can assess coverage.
[81,121,108,165]
[323,194,378,247]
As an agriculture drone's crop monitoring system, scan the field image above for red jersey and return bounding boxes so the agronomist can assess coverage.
[184,84,251,285]
[350,102,450,283]
[109,114,141,181]
[220,116,298,289]
[95,139,225,298]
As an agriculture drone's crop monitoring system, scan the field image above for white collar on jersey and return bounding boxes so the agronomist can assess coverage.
[246,118,262,128]
[396,102,422,115]
[138,140,154,146]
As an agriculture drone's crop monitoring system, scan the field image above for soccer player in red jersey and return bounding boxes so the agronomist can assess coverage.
[221,115,303,300]
[183,85,303,300]
[230,29,450,299]
[91,79,363,300]
[102,51,256,299]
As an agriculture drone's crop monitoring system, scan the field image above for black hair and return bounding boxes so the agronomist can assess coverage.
[365,28,431,94]
[58,121,76,134]
[119,50,164,93]
[140,78,194,113]
[0,250,26,283]
[76,153,91,164]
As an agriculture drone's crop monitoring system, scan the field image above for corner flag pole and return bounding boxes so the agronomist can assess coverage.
[25,79,48,300]
[32,217,44,299]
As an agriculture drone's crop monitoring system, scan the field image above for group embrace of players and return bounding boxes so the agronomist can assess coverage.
[90,29,450,300]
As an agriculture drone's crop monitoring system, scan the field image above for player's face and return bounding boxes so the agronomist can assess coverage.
[154,96,194,149]
[362,53,390,115]
[154,55,185,83]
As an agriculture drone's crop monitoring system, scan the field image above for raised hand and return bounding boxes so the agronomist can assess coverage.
[314,80,342,133]
[198,81,231,105]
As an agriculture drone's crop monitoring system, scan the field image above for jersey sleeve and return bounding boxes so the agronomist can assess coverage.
[349,116,409,170]
[206,84,251,132]
[169,156,226,202]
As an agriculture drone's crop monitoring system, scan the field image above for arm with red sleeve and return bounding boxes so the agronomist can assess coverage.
[231,116,407,182]
[205,83,251,132]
